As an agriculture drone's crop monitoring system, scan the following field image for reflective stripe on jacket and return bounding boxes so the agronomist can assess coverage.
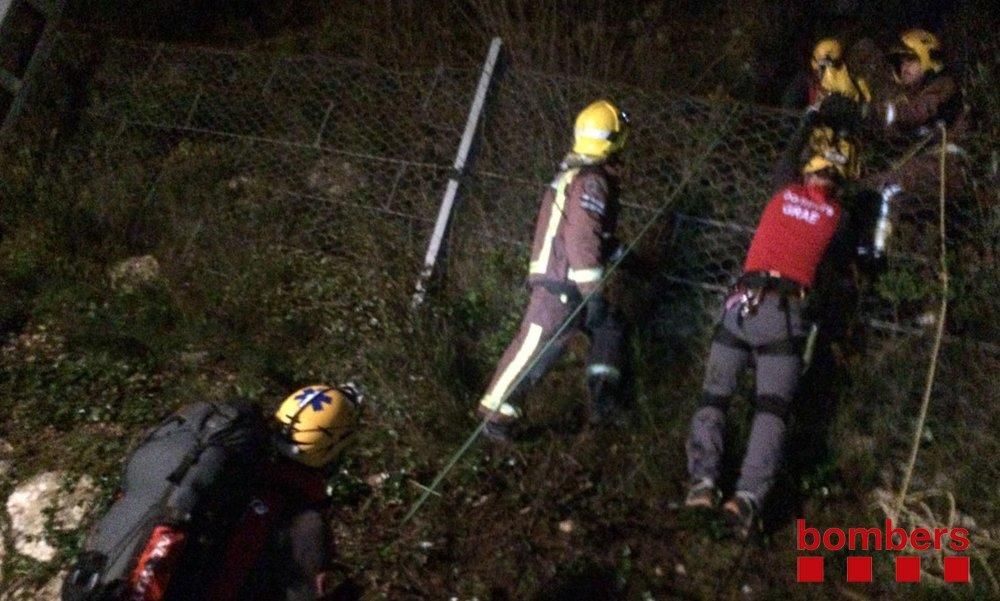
[526,164,620,295]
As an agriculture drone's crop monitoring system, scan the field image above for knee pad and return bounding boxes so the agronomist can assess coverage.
[700,392,731,412]
[754,394,791,421]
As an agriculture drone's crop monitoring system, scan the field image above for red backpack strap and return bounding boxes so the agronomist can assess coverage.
[127,524,189,601]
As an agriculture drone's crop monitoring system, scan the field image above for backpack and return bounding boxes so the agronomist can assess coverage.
[62,401,270,601]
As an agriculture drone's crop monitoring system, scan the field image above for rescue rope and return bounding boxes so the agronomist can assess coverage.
[870,126,999,591]
[860,129,997,590]
[401,105,740,525]
[894,123,949,513]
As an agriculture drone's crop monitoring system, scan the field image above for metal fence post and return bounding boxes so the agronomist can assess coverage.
[0,0,66,136]
[411,37,502,308]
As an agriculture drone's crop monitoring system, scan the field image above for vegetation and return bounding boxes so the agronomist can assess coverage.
[1,0,998,598]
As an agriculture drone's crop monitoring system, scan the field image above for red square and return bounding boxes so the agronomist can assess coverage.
[797,556,824,583]
[944,556,970,583]
[846,556,873,583]
[895,556,921,583]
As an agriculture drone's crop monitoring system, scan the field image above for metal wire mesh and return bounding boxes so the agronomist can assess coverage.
[37,33,1000,520]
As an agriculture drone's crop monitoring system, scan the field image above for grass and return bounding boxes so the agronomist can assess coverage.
[1,2,999,598]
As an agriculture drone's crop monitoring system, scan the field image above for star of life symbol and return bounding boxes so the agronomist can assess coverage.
[295,388,332,411]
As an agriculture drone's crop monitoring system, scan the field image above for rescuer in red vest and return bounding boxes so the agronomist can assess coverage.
[683,139,856,539]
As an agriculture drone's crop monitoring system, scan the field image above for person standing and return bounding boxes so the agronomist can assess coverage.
[476,100,631,443]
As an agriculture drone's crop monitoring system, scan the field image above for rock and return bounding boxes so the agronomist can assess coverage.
[365,472,389,489]
[674,563,687,576]
[108,255,162,292]
[226,174,255,191]
[558,519,574,534]
[39,571,66,599]
[7,472,99,562]
[6,571,65,600]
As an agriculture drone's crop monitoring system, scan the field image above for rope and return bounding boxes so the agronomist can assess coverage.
[894,124,950,513]
[400,105,740,525]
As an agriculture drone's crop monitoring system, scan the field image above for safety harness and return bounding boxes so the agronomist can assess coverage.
[714,270,808,357]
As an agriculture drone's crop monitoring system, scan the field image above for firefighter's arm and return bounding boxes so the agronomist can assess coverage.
[771,120,814,189]
[883,76,957,129]
[565,173,608,296]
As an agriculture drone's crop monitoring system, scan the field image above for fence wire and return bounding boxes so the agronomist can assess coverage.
[32,33,1000,525]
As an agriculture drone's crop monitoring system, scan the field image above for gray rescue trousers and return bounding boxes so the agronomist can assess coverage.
[478,284,625,422]
[686,290,807,503]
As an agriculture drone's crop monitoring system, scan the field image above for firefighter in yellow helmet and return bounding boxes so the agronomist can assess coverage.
[782,38,871,110]
[232,384,362,599]
[863,28,968,256]
[686,137,856,539]
[221,383,362,600]
[68,384,362,600]
[476,100,631,443]
[778,38,869,198]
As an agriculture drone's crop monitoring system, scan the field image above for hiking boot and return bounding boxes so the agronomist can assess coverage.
[722,491,759,540]
[480,419,514,444]
[588,400,628,428]
[476,405,519,444]
[684,478,722,509]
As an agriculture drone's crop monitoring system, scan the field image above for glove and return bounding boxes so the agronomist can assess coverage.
[818,93,863,134]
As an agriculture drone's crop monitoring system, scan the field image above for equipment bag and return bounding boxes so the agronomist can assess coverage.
[62,401,269,601]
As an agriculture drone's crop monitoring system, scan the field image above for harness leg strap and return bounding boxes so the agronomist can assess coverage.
[754,394,792,421]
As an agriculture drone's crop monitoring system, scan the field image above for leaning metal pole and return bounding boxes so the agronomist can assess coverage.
[411,36,503,308]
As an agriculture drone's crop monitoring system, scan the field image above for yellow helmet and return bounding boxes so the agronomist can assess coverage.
[890,29,943,75]
[273,384,361,468]
[572,99,630,159]
[819,62,872,103]
[811,38,844,73]
[802,126,858,180]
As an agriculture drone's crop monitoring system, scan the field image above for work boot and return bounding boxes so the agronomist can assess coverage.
[684,478,722,509]
[481,420,514,444]
[587,374,624,426]
[476,405,518,445]
[722,491,759,540]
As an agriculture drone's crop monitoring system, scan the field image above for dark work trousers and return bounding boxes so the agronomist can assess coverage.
[686,291,807,502]
[239,509,327,601]
[478,284,625,422]
[866,149,968,218]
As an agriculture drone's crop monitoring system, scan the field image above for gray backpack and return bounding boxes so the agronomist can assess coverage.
[62,401,269,601]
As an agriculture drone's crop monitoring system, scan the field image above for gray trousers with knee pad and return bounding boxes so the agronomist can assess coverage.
[686,291,806,502]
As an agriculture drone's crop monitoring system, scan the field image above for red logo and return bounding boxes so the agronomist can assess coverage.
[795,519,970,583]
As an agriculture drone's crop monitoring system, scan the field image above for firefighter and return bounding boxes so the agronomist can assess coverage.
[476,99,630,443]
[170,384,362,601]
[782,38,871,111]
[683,140,856,539]
[67,384,362,601]
[866,29,968,220]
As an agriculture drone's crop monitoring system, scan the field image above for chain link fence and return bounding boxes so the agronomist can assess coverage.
[37,32,1000,530]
